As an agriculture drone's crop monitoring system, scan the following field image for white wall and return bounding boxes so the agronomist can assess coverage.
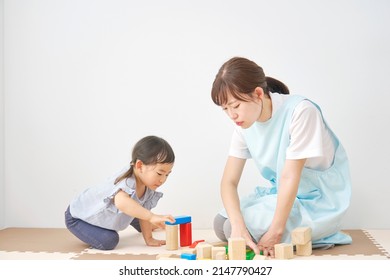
[3,0,390,229]
[0,0,4,229]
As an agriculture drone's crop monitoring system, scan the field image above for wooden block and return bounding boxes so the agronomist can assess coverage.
[274,243,294,259]
[212,246,226,260]
[296,241,312,256]
[165,215,192,225]
[228,237,246,260]
[166,224,178,250]
[181,253,197,260]
[291,227,312,245]
[189,240,205,248]
[181,247,196,255]
[179,222,192,247]
[252,254,268,260]
[210,241,228,247]
[215,251,227,260]
[196,243,212,259]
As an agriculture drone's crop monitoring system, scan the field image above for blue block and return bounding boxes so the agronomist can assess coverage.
[165,215,191,225]
[181,253,196,260]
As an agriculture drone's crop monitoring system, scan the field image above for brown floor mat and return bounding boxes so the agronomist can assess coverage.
[0,228,388,259]
[0,228,89,253]
[73,253,158,260]
[312,230,388,257]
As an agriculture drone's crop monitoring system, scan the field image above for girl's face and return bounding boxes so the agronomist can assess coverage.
[136,162,174,190]
[222,90,263,129]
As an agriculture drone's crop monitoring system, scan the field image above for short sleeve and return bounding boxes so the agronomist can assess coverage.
[228,128,252,159]
[286,100,325,159]
[143,190,164,210]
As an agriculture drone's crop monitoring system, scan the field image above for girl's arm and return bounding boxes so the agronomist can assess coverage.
[139,219,166,246]
[114,190,175,228]
[221,156,260,254]
[258,158,306,257]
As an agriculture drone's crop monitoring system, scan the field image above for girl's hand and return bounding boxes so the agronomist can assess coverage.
[144,237,166,247]
[257,229,283,258]
[149,214,175,229]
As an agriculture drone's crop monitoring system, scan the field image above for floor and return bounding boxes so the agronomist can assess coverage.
[1,227,389,260]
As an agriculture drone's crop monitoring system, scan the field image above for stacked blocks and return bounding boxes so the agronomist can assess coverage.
[165,215,192,250]
[196,243,213,259]
[291,227,312,256]
[212,247,226,260]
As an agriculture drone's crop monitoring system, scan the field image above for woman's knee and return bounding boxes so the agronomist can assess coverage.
[213,214,228,242]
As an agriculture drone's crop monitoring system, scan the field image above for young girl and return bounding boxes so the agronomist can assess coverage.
[211,57,352,257]
[65,135,176,250]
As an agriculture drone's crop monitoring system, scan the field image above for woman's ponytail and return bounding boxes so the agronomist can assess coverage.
[265,76,289,95]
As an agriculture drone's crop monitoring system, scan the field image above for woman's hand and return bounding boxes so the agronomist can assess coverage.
[257,229,283,258]
[231,225,260,255]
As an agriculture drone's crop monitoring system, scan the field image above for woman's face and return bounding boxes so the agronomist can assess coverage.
[221,91,263,129]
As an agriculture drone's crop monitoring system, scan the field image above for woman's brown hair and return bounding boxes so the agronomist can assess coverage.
[211,57,289,106]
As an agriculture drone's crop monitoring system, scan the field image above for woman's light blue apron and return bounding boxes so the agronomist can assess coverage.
[221,95,352,245]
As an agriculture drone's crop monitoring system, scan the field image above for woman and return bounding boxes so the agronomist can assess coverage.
[211,57,352,257]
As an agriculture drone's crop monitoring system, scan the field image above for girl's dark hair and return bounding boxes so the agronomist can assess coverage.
[211,57,289,106]
[115,136,175,184]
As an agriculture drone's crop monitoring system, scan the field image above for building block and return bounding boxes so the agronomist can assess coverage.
[215,251,227,260]
[189,240,205,248]
[181,253,197,260]
[165,215,193,249]
[179,222,192,247]
[228,237,246,260]
[212,246,226,260]
[181,247,196,255]
[274,243,294,259]
[165,224,178,250]
[165,215,191,225]
[252,254,268,260]
[296,240,312,256]
[291,227,312,245]
[246,249,256,260]
[196,243,212,259]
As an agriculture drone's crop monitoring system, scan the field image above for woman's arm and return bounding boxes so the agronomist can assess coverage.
[258,158,306,257]
[221,156,260,254]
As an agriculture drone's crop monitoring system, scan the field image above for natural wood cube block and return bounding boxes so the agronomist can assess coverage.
[196,243,212,259]
[253,254,268,260]
[291,227,312,245]
[274,243,294,259]
[212,246,226,260]
[296,241,312,256]
[215,251,227,260]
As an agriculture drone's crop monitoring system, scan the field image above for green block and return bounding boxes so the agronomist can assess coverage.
[246,250,255,260]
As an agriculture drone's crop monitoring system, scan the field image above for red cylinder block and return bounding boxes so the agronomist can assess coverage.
[179,222,192,247]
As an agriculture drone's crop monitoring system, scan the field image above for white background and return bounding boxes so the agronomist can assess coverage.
[1,0,389,230]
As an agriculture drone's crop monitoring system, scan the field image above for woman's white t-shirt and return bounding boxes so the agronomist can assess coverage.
[229,93,335,170]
